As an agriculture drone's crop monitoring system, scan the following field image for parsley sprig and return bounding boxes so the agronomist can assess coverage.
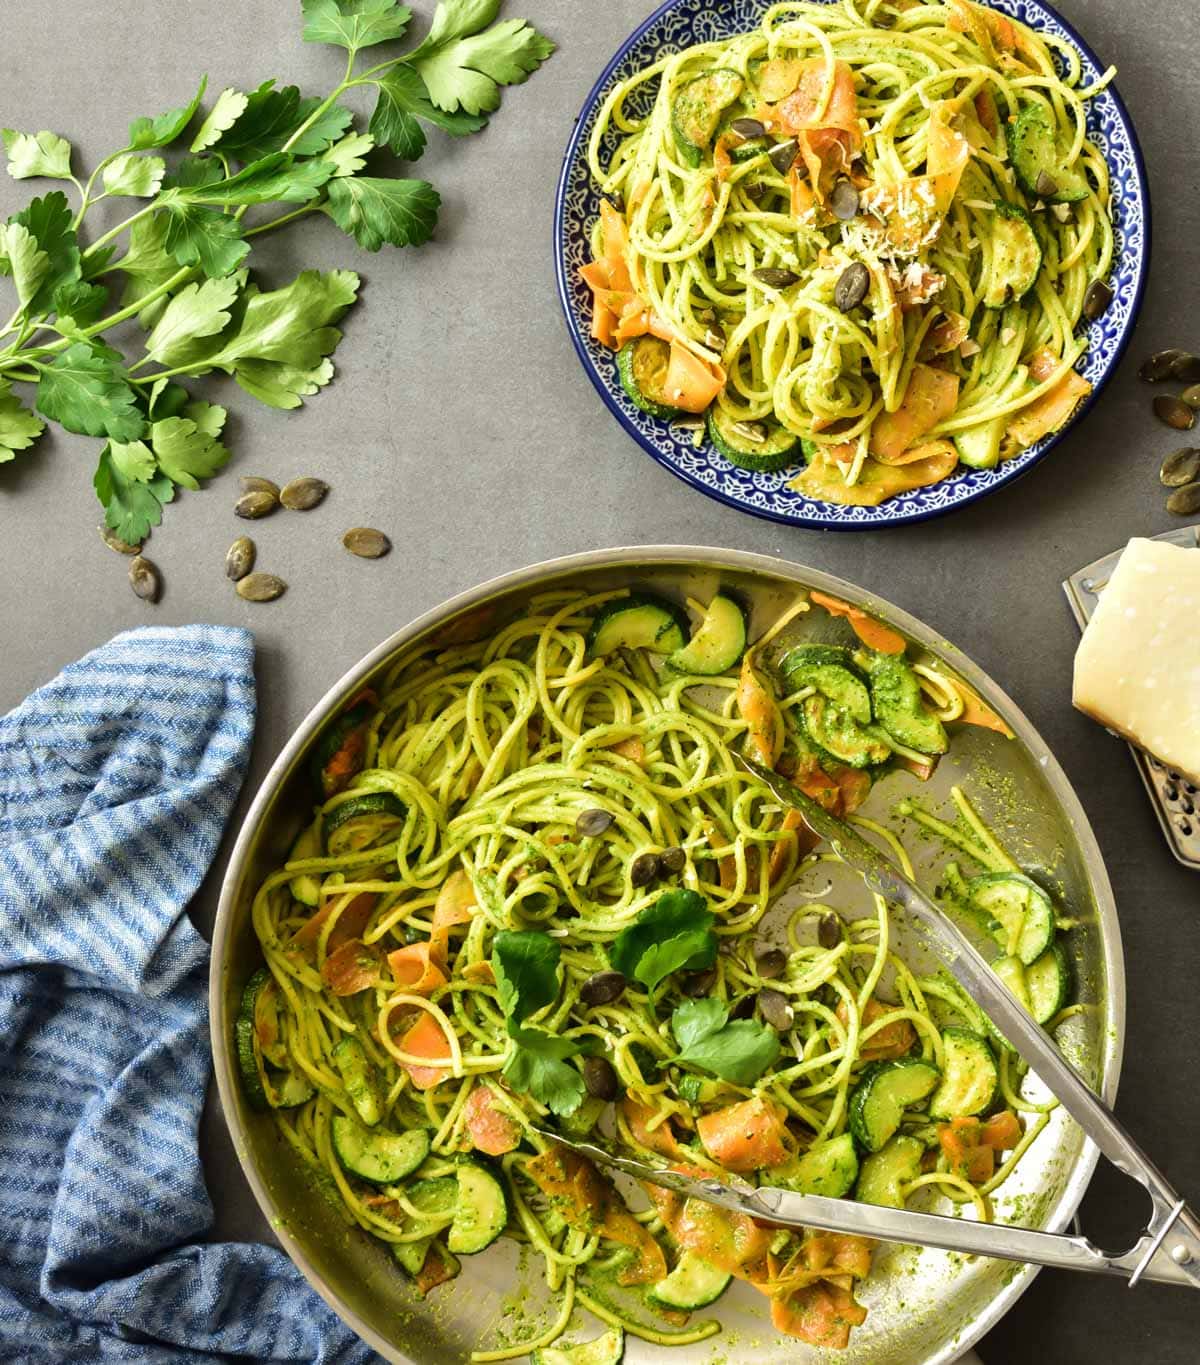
[0,0,553,543]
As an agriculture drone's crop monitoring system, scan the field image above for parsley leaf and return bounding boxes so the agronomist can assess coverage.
[167,153,334,207]
[610,888,716,992]
[407,2,555,116]
[0,223,49,309]
[93,445,173,543]
[128,76,208,150]
[671,999,781,1086]
[233,356,334,410]
[289,99,357,156]
[0,380,44,464]
[144,273,243,367]
[114,215,179,326]
[209,81,302,160]
[52,279,109,328]
[323,132,375,178]
[369,65,486,161]
[160,202,249,278]
[108,437,157,482]
[102,153,166,199]
[150,410,230,489]
[492,930,561,1024]
[302,0,413,55]
[2,191,80,315]
[2,129,73,181]
[36,341,144,441]
[203,268,359,370]
[190,88,250,154]
[323,175,439,250]
[504,1023,585,1116]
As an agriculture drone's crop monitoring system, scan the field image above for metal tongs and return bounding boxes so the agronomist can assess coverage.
[540,755,1200,1290]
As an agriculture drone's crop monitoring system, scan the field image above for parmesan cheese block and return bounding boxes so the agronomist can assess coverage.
[1073,537,1200,781]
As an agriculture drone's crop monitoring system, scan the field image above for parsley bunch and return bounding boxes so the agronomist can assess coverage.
[0,0,553,544]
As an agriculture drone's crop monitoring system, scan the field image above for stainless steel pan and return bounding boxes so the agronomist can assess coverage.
[211,547,1125,1365]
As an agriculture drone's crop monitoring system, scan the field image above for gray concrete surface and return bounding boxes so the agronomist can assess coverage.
[1,2,1197,1361]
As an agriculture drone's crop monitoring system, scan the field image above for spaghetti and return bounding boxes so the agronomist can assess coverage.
[581,0,1115,505]
[243,588,1061,1358]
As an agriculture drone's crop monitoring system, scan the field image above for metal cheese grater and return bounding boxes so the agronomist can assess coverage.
[1063,524,1200,870]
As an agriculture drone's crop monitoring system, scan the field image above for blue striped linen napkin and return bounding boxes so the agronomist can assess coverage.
[0,625,375,1364]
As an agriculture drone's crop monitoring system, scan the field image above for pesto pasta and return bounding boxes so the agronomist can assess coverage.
[238,586,1069,1358]
[580,0,1115,506]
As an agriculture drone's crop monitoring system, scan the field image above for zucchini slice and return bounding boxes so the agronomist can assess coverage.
[648,1251,732,1310]
[447,1162,508,1254]
[392,1235,435,1276]
[407,1176,460,1222]
[332,1115,430,1184]
[1025,941,1071,1024]
[856,650,948,756]
[666,592,747,674]
[332,1036,382,1126]
[801,693,891,769]
[967,872,1055,965]
[312,699,374,797]
[772,1132,859,1197]
[848,1057,941,1152]
[235,968,314,1110]
[532,1327,625,1365]
[991,954,1033,1014]
[617,337,685,421]
[983,203,1042,309]
[588,594,689,656]
[322,791,407,856]
[728,134,769,164]
[953,415,1006,470]
[707,405,801,473]
[672,69,744,166]
[287,819,323,907]
[781,644,871,720]
[235,970,271,1111]
[928,1029,998,1120]
[1006,103,1089,204]
[856,1133,924,1209]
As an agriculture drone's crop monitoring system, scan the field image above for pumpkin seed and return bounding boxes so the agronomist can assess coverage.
[742,181,767,202]
[1166,482,1200,516]
[240,476,280,498]
[1160,448,1200,487]
[682,967,718,997]
[236,572,287,602]
[754,947,788,979]
[582,1055,619,1101]
[225,535,256,581]
[758,988,794,1032]
[580,971,627,1007]
[729,993,757,1020]
[696,307,718,326]
[1172,354,1200,384]
[128,555,160,603]
[1153,395,1195,431]
[280,476,329,511]
[731,117,766,141]
[1183,386,1200,410]
[818,913,841,949]
[1082,279,1113,321]
[830,179,859,221]
[343,527,391,558]
[1034,170,1059,199]
[1139,349,1189,382]
[99,525,140,555]
[235,490,279,519]
[704,326,726,350]
[731,420,768,443]
[752,267,800,289]
[1051,202,1073,224]
[604,190,625,215]
[576,807,614,838]
[768,139,798,175]
[834,261,870,312]
[630,851,660,887]
[659,845,687,874]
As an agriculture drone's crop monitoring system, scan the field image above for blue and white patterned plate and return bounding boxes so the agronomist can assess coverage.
[553,0,1150,530]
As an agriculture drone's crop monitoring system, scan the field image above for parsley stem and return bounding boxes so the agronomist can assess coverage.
[244,204,320,237]
[81,202,156,260]
[0,368,39,383]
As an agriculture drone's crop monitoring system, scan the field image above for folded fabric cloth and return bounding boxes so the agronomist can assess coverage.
[0,626,375,1364]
